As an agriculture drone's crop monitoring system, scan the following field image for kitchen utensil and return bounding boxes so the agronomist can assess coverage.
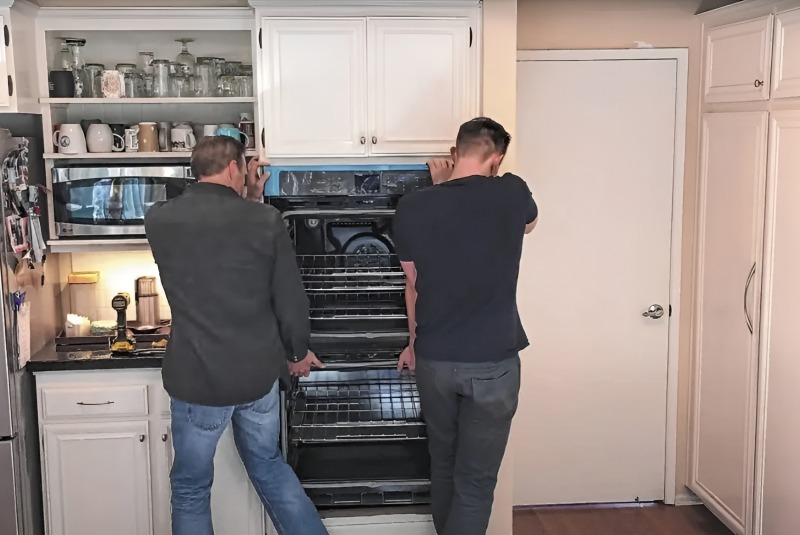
[137,122,159,153]
[52,124,87,155]
[101,70,125,98]
[124,126,140,152]
[86,124,124,153]
[135,276,160,328]
[48,70,75,98]
[203,124,219,138]
[158,122,172,151]
[217,127,249,147]
[171,127,196,152]
[109,124,126,151]
[238,121,256,149]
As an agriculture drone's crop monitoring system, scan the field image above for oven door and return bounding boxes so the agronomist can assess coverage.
[52,166,192,237]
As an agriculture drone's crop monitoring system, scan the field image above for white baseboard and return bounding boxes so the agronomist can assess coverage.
[675,487,703,506]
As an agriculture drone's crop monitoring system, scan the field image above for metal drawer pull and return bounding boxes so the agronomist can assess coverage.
[744,262,756,334]
[161,434,168,442]
[754,79,764,88]
[360,136,366,145]
[76,401,114,406]
[372,136,377,144]
[139,435,146,442]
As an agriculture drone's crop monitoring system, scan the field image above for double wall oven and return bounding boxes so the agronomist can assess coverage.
[267,164,433,510]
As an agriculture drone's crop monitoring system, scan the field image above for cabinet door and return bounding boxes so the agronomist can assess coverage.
[157,422,264,535]
[262,18,367,157]
[757,112,800,535]
[705,17,773,103]
[43,421,153,535]
[0,15,10,108]
[368,18,472,155]
[691,112,769,535]
[771,9,800,99]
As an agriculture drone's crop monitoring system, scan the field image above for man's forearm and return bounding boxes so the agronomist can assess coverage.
[405,280,417,343]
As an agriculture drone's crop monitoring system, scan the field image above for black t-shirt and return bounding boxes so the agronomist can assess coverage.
[393,173,538,363]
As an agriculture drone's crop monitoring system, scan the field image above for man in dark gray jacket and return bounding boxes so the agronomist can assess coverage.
[145,136,327,535]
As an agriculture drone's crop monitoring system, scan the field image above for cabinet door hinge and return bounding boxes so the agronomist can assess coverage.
[261,128,265,148]
[469,27,473,48]
[258,28,262,49]
[7,76,12,97]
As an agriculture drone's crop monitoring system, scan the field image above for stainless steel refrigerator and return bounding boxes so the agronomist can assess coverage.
[0,121,56,535]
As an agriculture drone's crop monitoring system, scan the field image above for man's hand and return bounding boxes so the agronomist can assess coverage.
[246,156,270,201]
[289,350,325,378]
[397,346,416,373]
[427,158,454,184]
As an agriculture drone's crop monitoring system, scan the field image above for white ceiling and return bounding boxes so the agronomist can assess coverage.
[28,0,249,7]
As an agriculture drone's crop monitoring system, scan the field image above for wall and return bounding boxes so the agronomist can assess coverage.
[515,0,703,503]
[483,0,518,532]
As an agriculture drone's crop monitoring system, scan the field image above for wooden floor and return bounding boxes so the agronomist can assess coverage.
[513,504,732,535]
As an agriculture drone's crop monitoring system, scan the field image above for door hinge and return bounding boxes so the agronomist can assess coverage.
[261,128,265,148]
[3,25,9,47]
[469,27,473,48]
[7,76,12,97]
[669,305,672,317]
[258,28,262,49]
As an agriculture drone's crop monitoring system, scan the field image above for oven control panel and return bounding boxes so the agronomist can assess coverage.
[263,165,432,197]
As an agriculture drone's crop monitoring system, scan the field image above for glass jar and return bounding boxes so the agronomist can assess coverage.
[195,57,217,98]
[64,38,87,97]
[223,61,241,77]
[212,58,226,96]
[84,63,105,98]
[116,63,140,98]
[151,59,171,98]
[57,40,72,70]
[138,52,155,97]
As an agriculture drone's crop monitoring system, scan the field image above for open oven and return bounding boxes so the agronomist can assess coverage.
[267,165,432,509]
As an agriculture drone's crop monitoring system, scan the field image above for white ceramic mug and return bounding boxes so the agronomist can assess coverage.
[101,70,125,99]
[124,126,140,152]
[52,124,88,155]
[203,124,219,138]
[171,128,197,152]
[86,124,124,153]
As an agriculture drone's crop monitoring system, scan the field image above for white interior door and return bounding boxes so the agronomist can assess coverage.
[691,112,768,535]
[514,56,678,505]
[261,18,367,157]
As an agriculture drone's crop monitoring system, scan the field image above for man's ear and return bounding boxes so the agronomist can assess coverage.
[450,146,457,161]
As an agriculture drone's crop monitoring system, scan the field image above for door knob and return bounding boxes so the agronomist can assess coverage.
[642,304,664,319]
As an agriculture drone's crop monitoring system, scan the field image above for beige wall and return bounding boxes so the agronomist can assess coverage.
[483,0,519,532]
[515,0,703,502]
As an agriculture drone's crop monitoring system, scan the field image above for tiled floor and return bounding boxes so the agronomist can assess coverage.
[513,504,732,535]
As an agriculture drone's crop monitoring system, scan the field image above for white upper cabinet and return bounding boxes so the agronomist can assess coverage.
[368,18,471,155]
[771,9,800,99]
[705,17,773,103]
[0,15,11,108]
[262,18,368,157]
[260,16,476,158]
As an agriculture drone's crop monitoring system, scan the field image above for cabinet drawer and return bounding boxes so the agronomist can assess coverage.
[40,385,149,420]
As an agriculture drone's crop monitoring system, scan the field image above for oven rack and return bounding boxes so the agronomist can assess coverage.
[297,253,400,270]
[291,371,424,443]
[309,305,407,320]
[298,254,405,293]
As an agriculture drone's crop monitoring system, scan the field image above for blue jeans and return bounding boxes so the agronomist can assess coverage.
[170,381,328,535]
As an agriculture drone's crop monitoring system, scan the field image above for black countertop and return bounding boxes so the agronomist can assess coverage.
[28,342,164,372]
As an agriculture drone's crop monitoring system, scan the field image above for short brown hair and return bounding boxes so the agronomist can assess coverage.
[455,117,511,157]
[190,136,245,179]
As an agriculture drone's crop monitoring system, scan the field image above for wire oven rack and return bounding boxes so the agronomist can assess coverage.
[297,254,405,293]
[291,369,426,443]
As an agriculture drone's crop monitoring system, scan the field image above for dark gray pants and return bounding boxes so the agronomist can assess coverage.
[416,355,521,535]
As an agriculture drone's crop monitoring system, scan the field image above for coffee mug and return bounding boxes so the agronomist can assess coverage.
[80,119,102,136]
[52,124,87,155]
[86,124,124,153]
[203,124,219,138]
[109,124,126,151]
[125,126,140,152]
[171,128,197,152]
[238,121,256,149]
[216,127,249,148]
[138,122,159,153]
[158,122,172,152]
[49,70,75,98]
[101,70,125,99]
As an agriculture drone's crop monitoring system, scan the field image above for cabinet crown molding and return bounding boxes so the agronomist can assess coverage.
[249,0,478,7]
[0,0,14,8]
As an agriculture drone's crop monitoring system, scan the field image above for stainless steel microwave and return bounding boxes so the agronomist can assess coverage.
[52,166,194,237]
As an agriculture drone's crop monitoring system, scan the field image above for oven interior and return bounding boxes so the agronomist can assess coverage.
[281,208,431,509]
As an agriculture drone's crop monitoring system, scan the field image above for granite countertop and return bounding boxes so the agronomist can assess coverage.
[28,342,164,372]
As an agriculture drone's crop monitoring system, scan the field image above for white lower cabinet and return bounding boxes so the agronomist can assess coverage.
[42,421,153,535]
[36,370,264,535]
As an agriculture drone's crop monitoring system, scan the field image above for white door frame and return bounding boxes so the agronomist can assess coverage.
[516,48,688,505]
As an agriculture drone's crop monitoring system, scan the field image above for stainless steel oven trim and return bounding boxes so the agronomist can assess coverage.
[52,166,190,183]
[56,223,146,236]
[282,210,396,218]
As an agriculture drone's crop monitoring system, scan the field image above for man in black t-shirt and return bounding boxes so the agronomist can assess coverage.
[393,118,538,535]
